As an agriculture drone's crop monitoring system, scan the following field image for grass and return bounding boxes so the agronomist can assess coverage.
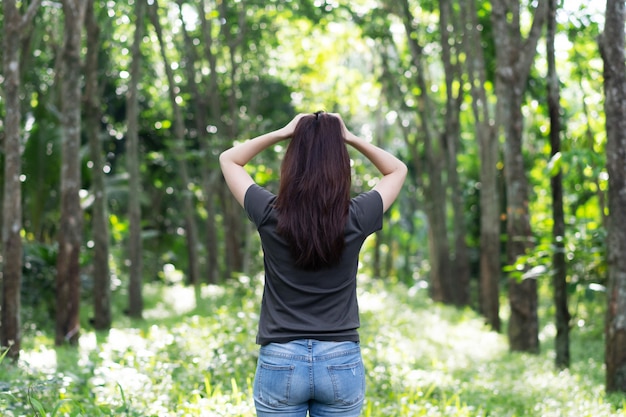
[1,274,625,416]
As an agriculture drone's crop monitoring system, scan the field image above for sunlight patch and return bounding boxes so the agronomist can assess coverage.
[93,363,152,395]
[201,284,227,298]
[358,289,386,312]
[144,284,197,319]
[99,328,149,354]
[19,345,57,373]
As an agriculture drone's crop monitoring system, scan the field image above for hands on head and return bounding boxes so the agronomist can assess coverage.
[277,110,406,212]
[221,110,406,211]
[279,113,307,139]
[328,113,359,145]
[279,112,359,145]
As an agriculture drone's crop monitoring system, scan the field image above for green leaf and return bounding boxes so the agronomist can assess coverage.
[0,347,9,364]
[29,396,47,416]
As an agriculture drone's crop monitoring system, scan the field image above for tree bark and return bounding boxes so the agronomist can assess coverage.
[221,184,244,277]
[372,104,386,279]
[217,0,247,276]
[126,0,145,318]
[491,0,548,352]
[178,0,219,284]
[198,0,226,282]
[148,0,201,286]
[1,0,41,360]
[439,0,471,306]
[1,0,22,360]
[599,0,626,394]
[378,46,424,285]
[198,0,248,277]
[85,0,112,330]
[199,0,246,277]
[547,0,570,369]
[462,0,501,331]
[397,0,452,303]
[56,0,87,346]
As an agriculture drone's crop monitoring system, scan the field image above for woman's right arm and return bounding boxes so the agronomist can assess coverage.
[340,119,408,213]
[219,114,305,207]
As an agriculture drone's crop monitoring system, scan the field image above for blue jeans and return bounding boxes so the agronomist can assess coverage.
[253,339,365,416]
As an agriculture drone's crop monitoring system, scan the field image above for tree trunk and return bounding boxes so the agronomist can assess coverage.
[178,0,219,284]
[462,0,501,331]
[85,0,112,330]
[148,0,201,286]
[440,0,471,306]
[218,0,247,276]
[203,176,220,283]
[547,0,570,369]
[56,0,87,346]
[491,0,548,352]
[1,0,40,360]
[397,0,452,303]
[599,0,626,394]
[197,0,225,283]
[1,0,22,360]
[372,105,386,279]
[126,0,145,318]
[221,184,244,277]
[504,102,539,352]
[200,0,244,279]
[425,189,452,303]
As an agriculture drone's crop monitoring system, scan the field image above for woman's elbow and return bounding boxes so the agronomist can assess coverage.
[218,149,233,169]
[398,161,408,180]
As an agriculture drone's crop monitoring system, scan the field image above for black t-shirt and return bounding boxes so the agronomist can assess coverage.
[244,184,383,345]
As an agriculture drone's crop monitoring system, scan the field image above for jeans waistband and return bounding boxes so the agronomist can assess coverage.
[259,339,360,362]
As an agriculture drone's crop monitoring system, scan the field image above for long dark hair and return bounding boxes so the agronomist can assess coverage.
[274,112,351,270]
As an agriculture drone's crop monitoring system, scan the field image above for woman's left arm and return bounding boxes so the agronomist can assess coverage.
[219,114,304,206]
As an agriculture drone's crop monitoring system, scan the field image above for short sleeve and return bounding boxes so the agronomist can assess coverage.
[244,184,276,227]
[351,190,384,236]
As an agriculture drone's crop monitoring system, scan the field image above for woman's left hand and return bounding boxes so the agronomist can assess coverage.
[279,113,307,139]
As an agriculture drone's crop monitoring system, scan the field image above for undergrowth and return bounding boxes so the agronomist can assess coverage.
[1,274,625,416]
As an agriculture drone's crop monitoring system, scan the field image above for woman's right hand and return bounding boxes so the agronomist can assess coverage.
[330,113,358,144]
[330,112,407,213]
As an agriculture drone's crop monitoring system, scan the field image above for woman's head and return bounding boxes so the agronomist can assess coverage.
[274,112,351,270]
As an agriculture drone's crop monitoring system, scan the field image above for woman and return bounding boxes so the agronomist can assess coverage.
[219,111,407,416]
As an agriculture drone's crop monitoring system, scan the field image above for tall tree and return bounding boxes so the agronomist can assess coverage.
[198,0,231,280]
[462,0,501,331]
[490,0,548,352]
[126,0,145,318]
[56,0,87,346]
[178,0,220,284]
[439,0,471,306]
[546,0,569,368]
[599,0,626,394]
[396,0,453,303]
[84,0,112,330]
[215,0,247,277]
[148,0,201,286]
[1,0,41,360]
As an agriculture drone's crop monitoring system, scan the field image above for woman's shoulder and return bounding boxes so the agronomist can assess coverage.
[351,190,383,209]
[244,184,277,226]
[349,190,383,234]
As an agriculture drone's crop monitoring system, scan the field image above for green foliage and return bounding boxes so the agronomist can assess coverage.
[21,242,58,328]
[20,239,126,334]
[2,278,625,417]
